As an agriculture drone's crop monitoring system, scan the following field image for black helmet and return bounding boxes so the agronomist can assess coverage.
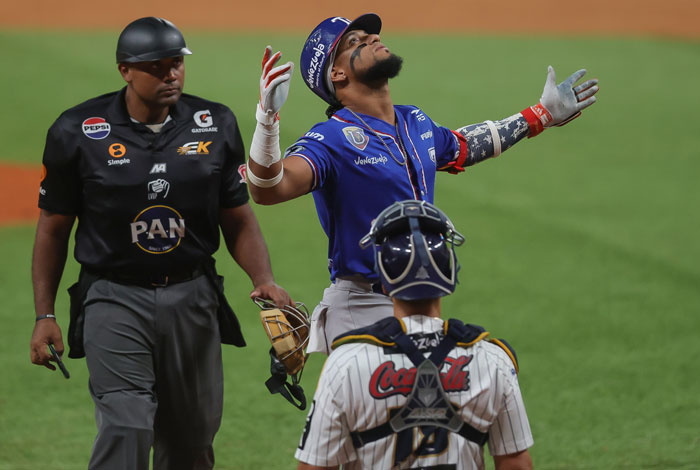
[116,17,192,63]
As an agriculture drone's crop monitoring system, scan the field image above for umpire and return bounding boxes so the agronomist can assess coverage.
[29,17,291,470]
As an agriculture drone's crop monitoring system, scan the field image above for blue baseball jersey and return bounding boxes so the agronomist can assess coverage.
[286,105,465,282]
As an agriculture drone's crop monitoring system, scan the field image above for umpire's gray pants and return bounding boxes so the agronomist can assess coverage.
[83,275,222,470]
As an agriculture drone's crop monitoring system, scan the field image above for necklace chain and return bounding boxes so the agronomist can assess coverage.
[346,108,407,166]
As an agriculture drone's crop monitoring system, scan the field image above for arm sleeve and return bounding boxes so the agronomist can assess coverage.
[38,119,82,215]
[220,108,250,208]
[295,356,357,466]
[487,355,534,456]
[437,113,532,173]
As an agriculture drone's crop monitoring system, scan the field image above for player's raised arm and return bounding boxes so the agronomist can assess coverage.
[247,46,314,205]
[441,66,599,174]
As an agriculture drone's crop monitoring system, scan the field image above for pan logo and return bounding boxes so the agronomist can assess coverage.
[82,117,111,140]
[130,205,185,254]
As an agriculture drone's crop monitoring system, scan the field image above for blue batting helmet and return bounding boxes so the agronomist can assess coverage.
[359,200,465,300]
[299,13,381,104]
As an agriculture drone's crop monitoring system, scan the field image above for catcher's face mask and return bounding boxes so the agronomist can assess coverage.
[359,200,465,300]
[256,298,311,410]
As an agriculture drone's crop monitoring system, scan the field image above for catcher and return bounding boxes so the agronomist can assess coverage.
[295,200,533,469]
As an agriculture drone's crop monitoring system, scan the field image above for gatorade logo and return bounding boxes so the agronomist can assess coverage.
[194,110,213,127]
[82,117,111,140]
[130,205,185,254]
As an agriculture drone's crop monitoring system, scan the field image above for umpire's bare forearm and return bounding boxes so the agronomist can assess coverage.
[32,210,75,315]
[219,204,275,287]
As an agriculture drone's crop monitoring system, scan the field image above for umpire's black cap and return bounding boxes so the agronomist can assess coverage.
[116,17,192,63]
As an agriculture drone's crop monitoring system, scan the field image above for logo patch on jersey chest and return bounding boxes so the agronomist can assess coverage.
[192,109,218,133]
[82,117,111,140]
[342,126,369,151]
[177,141,212,156]
[369,356,472,399]
[130,205,185,254]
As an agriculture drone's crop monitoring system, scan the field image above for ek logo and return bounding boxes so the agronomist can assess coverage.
[177,141,212,156]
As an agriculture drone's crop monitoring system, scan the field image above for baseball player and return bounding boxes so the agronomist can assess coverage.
[29,17,290,470]
[295,200,533,469]
[247,13,599,354]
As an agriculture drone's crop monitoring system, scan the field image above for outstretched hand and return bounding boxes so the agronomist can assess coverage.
[540,66,599,127]
[257,46,294,125]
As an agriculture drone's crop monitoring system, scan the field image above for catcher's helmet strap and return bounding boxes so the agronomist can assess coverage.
[265,348,307,410]
[331,316,489,354]
[347,317,491,455]
[350,360,487,452]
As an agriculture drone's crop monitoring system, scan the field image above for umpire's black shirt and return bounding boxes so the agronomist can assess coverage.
[39,87,249,275]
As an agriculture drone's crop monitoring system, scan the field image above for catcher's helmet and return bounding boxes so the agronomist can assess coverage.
[300,13,381,104]
[116,17,192,63]
[359,200,465,300]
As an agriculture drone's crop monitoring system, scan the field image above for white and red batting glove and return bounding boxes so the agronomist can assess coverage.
[522,66,599,137]
[249,46,294,179]
[256,46,294,126]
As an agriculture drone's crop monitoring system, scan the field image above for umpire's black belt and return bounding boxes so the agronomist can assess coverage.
[86,265,205,288]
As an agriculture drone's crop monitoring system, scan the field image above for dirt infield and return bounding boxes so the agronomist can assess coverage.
[1,163,41,226]
[2,0,698,38]
[1,0,697,227]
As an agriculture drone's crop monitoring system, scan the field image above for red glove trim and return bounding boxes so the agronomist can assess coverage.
[441,130,468,174]
[521,103,552,138]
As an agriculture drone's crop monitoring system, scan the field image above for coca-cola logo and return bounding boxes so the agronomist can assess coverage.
[369,356,473,399]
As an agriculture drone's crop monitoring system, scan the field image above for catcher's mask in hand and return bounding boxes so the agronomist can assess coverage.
[255,297,310,410]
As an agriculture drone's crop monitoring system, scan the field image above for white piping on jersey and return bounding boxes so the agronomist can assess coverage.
[401,119,429,196]
[332,114,421,200]
[292,153,319,190]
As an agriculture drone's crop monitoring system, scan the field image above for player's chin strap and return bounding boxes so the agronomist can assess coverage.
[349,318,488,463]
[264,348,307,410]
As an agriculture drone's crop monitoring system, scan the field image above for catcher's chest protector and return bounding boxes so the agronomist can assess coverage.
[334,317,500,456]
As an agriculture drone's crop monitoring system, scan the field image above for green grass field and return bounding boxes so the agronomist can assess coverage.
[1,30,699,469]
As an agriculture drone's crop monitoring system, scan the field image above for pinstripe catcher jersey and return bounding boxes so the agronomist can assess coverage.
[295,315,533,469]
[285,106,465,282]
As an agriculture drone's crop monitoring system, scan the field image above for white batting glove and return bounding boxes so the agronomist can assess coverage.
[522,66,599,137]
[257,46,294,125]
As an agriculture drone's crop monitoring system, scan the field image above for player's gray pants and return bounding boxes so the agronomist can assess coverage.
[83,275,223,470]
[307,278,394,354]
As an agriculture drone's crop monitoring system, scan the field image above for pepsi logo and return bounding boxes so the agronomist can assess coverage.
[82,117,111,140]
